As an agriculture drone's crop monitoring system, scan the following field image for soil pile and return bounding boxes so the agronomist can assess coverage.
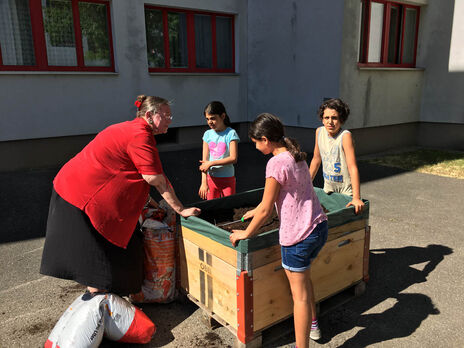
[200,206,279,234]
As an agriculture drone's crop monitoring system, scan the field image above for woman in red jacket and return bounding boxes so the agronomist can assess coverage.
[40,95,200,295]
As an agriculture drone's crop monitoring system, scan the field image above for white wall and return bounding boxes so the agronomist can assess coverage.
[0,0,248,142]
[418,0,464,124]
[246,0,345,128]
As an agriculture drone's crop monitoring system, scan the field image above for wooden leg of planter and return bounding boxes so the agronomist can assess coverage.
[354,281,366,297]
[233,333,262,348]
[201,310,221,329]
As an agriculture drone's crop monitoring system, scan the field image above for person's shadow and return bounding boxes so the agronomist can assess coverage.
[318,244,452,346]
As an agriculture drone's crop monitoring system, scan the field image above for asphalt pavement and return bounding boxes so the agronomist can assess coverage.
[1,143,463,347]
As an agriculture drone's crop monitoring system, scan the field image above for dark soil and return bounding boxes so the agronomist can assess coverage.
[200,206,280,234]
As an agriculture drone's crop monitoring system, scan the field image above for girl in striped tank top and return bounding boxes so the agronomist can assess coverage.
[309,98,365,214]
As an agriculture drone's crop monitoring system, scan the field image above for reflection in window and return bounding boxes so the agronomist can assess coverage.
[387,5,400,64]
[144,6,234,72]
[42,0,77,66]
[195,14,212,68]
[79,2,111,67]
[402,8,417,64]
[0,0,36,66]
[145,9,165,68]
[359,0,420,67]
[216,16,233,69]
[367,2,383,63]
[168,12,188,68]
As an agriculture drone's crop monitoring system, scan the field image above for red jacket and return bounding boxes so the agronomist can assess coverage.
[54,117,163,248]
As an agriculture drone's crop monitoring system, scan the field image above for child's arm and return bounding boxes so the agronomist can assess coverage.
[198,141,210,199]
[309,128,321,181]
[342,132,364,214]
[229,177,280,246]
[199,140,238,172]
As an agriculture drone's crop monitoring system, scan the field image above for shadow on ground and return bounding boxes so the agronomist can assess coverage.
[265,243,452,347]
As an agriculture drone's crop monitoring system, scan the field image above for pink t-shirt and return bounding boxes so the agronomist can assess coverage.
[266,151,327,246]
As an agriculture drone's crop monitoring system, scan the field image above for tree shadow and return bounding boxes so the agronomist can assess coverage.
[318,244,452,346]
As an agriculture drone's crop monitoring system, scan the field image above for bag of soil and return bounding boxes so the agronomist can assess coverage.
[45,292,105,348]
[130,200,177,303]
[103,293,155,343]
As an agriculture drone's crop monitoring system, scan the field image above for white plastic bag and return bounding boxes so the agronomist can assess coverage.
[103,293,155,343]
[45,292,106,348]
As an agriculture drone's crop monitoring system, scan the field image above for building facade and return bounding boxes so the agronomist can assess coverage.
[0,0,462,170]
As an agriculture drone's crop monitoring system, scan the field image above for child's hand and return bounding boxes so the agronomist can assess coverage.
[346,198,365,215]
[199,160,212,172]
[198,184,209,200]
[242,209,256,221]
[229,230,248,247]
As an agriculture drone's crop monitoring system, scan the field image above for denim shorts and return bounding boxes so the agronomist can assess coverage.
[281,220,328,272]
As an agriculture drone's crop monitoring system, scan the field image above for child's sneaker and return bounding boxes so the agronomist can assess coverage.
[310,326,321,340]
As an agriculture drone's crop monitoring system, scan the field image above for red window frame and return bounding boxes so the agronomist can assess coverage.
[145,5,235,73]
[0,0,115,72]
[358,0,420,68]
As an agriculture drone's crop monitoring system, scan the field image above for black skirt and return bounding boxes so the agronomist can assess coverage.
[40,189,144,296]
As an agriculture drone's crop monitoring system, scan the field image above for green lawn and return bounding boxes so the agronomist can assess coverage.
[363,149,464,179]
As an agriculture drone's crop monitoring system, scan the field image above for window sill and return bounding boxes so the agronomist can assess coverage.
[0,71,119,75]
[358,66,425,71]
[149,72,240,77]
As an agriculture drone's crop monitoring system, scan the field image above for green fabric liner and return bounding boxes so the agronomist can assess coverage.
[181,187,369,254]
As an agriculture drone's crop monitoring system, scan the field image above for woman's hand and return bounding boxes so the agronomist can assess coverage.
[229,230,248,247]
[180,207,201,218]
[198,184,209,200]
[346,198,364,215]
[199,160,212,173]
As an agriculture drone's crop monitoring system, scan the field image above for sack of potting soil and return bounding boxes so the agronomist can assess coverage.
[44,292,106,348]
[130,200,177,303]
[103,293,155,343]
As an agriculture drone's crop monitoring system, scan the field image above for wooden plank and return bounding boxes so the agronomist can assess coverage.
[252,260,293,331]
[327,219,367,242]
[251,228,366,331]
[249,244,281,269]
[180,237,238,328]
[249,220,368,269]
[181,226,237,266]
[312,229,365,301]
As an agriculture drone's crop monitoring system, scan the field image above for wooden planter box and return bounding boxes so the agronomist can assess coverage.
[179,188,370,347]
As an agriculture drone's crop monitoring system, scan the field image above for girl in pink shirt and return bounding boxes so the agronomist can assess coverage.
[230,113,328,348]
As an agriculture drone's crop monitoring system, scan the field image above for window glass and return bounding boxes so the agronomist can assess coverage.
[367,2,384,63]
[216,16,233,69]
[79,2,111,67]
[402,8,417,64]
[0,0,36,66]
[387,5,400,64]
[42,0,77,66]
[168,12,188,68]
[145,8,164,68]
[194,14,212,68]
[358,2,366,62]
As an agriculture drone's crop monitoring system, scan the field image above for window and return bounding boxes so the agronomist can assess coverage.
[145,6,235,73]
[0,0,114,71]
[359,0,420,67]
